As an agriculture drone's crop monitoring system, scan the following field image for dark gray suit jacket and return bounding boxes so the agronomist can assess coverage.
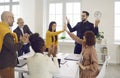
[13,25,32,41]
[0,33,23,69]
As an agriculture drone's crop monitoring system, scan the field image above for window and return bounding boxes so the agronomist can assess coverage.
[115,1,120,42]
[0,0,9,2]
[0,0,20,30]
[49,3,63,30]
[66,3,81,26]
[48,0,81,39]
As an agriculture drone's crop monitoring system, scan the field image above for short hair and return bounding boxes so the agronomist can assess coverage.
[84,31,96,46]
[82,11,89,16]
[1,11,13,21]
[17,18,23,22]
[29,33,45,53]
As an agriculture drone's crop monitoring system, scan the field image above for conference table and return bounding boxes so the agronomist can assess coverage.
[15,52,81,78]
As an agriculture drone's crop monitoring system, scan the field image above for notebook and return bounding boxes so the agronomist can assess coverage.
[64,54,81,61]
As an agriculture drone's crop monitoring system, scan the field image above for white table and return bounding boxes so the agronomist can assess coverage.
[54,61,79,78]
[15,52,80,78]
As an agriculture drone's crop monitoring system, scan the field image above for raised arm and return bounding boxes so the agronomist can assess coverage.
[66,30,83,44]
[66,17,77,32]
[93,19,100,35]
[47,30,64,36]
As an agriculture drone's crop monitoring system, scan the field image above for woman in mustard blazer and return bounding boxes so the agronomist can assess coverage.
[45,21,64,52]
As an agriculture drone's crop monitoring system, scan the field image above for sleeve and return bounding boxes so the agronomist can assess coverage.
[94,27,99,35]
[91,23,99,35]
[25,25,32,34]
[3,33,23,52]
[47,30,64,36]
[66,31,83,44]
[86,49,98,72]
[67,22,78,32]
[13,29,21,41]
[48,56,59,74]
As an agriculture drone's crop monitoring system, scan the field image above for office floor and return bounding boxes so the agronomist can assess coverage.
[105,64,120,78]
[15,64,120,78]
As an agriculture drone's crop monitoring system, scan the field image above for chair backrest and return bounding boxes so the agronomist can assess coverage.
[96,56,110,78]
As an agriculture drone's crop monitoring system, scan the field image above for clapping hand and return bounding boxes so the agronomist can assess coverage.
[66,17,70,24]
[48,44,57,57]
[24,33,30,38]
[77,62,86,70]
[63,23,67,31]
[20,34,29,43]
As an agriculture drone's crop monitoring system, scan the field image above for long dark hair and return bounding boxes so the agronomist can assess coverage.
[29,33,45,53]
[48,21,58,42]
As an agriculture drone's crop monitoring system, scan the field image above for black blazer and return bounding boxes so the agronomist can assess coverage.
[13,25,32,41]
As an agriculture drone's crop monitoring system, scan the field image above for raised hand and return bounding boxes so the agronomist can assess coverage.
[20,34,29,43]
[63,23,67,31]
[77,62,86,70]
[24,33,30,38]
[66,17,70,24]
[95,19,100,27]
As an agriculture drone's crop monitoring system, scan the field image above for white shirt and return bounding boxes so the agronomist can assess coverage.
[27,53,59,78]
[19,26,24,35]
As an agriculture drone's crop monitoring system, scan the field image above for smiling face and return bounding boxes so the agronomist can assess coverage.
[17,18,24,27]
[52,23,56,31]
[81,13,88,22]
[1,11,14,26]
[7,14,14,27]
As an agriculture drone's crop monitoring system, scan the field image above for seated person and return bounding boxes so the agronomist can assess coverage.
[66,30,99,78]
[27,33,59,78]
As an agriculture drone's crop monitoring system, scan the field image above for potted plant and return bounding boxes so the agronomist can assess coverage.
[96,32,104,44]
[60,36,66,39]
[60,32,66,40]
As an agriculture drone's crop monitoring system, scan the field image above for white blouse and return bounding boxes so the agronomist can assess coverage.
[27,53,59,78]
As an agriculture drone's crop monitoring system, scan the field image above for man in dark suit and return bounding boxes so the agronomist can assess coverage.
[66,11,100,54]
[14,18,32,56]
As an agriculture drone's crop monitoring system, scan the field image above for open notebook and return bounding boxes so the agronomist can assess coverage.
[64,54,81,61]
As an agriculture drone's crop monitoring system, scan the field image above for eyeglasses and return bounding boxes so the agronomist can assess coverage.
[19,22,24,24]
[81,15,86,17]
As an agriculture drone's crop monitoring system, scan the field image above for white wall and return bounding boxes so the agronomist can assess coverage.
[82,0,120,64]
[20,0,120,64]
[20,0,48,36]
[20,0,35,32]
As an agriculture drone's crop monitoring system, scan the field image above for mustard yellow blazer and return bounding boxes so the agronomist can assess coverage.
[45,30,64,48]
